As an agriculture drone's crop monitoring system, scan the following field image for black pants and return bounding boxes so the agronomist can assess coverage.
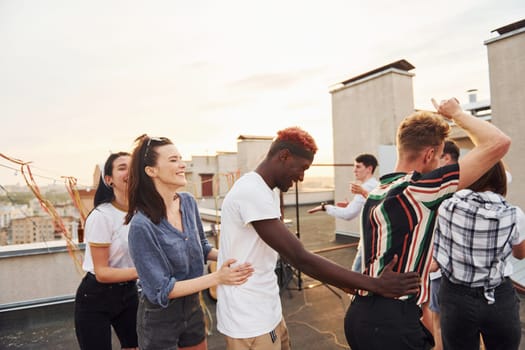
[74,272,139,350]
[440,277,521,350]
[344,294,434,350]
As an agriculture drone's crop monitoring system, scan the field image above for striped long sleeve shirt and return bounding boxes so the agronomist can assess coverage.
[357,163,460,305]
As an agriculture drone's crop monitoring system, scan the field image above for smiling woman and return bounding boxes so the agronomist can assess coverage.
[124,134,253,350]
[74,151,139,350]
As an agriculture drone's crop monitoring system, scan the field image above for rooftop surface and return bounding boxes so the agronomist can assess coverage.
[2,204,525,349]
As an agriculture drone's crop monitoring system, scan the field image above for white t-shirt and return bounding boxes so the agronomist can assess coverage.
[217,172,282,338]
[82,202,135,274]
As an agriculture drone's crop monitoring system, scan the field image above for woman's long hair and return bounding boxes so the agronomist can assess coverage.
[467,160,507,196]
[93,152,130,207]
[125,134,173,225]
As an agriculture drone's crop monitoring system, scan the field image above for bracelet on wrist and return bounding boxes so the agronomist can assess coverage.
[321,202,326,211]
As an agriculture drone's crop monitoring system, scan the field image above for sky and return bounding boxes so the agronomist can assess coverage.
[1,0,524,189]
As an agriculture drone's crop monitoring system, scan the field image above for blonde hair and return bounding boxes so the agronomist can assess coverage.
[397,111,450,161]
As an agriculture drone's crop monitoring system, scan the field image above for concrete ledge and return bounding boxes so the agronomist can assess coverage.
[0,295,75,313]
[0,240,85,258]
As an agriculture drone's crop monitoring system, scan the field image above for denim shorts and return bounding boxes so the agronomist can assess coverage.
[429,277,441,313]
[137,292,205,350]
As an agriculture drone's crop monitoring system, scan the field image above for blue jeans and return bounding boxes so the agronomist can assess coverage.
[351,245,362,272]
[440,277,521,350]
[429,277,441,313]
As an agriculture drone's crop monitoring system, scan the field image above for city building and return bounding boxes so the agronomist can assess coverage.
[0,203,29,229]
[9,215,78,245]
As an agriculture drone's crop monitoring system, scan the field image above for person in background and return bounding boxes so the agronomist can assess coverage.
[425,139,460,350]
[344,98,511,350]
[125,135,253,350]
[217,126,420,350]
[434,160,525,350]
[74,152,139,350]
[308,153,379,272]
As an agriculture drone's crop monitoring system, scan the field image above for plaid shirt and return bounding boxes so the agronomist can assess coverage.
[433,189,525,304]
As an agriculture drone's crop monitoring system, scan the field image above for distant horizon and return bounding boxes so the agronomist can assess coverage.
[0,173,336,194]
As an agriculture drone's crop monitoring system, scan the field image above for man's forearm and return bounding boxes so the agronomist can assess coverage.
[453,111,509,148]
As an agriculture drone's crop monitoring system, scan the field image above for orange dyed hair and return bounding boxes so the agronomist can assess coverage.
[275,126,318,154]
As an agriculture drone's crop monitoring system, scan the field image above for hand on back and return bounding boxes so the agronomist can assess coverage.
[217,259,254,285]
[374,255,421,298]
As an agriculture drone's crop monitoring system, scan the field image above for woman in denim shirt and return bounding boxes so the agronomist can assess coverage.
[125,135,253,350]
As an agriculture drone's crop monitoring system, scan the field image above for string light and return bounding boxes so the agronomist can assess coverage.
[0,160,91,189]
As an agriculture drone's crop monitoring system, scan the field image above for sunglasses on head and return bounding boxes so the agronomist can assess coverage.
[144,136,169,160]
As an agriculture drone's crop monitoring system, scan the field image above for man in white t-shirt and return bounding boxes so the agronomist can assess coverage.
[217,127,420,350]
[308,153,379,272]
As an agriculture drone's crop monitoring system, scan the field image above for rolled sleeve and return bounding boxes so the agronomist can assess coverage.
[201,240,213,263]
[156,277,176,308]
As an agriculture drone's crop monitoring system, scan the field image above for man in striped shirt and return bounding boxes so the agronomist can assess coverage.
[343,98,511,350]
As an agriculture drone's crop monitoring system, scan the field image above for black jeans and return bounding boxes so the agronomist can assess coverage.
[74,273,139,350]
[440,277,521,350]
[344,294,434,350]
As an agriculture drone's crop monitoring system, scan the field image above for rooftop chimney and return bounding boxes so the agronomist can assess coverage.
[467,89,478,103]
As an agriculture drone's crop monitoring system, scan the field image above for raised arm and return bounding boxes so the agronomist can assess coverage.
[432,98,511,190]
[252,219,420,297]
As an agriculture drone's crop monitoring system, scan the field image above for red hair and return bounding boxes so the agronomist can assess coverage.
[275,126,318,154]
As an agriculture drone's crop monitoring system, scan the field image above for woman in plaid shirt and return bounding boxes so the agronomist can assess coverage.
[434,160,525,350]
